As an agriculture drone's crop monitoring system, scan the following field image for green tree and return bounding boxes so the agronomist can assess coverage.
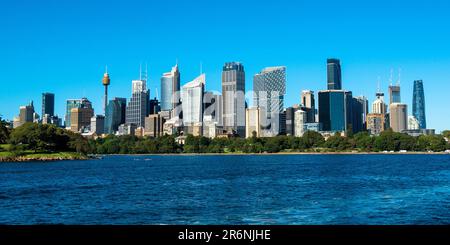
[302,131,325,148]
[0,117,11,144]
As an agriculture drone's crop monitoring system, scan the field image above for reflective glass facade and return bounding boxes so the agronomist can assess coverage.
[412,80,426,129]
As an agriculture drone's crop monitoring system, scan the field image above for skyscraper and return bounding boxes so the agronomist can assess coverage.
[182,74,205,134]
[104,97,127,134]
[253,66,286,137]
[65,98,93,128]
[160,64,180,112]
[327,59,342,90]
[352,96,368,133]
[285,107,298,136]
[126,72,150,128]
[389,85,401,105]
[42,93,54,117]
[203,92,223,126]
[301,90,315,123]
[245,107,261,138]
[102,67,111,114]
[412,80,426,129]
[318,90,349,132]
[222,62,246,136]
[70,107,94,132]
[13,101,35,128]
[294,109,307,137]
[389,103,408,132]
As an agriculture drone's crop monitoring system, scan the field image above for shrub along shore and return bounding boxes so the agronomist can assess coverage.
[1,120,449,162]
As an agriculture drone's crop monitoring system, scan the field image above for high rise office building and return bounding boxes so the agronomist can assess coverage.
[301,90,315,123]
[149,97,161,115]
[104,97,127,134]
[366,114,385,136]
[13,101,35,128]
[412,80,426,129]
[318,90,350,132]
[389,85,401,105]
[294,109,307,137]
[372,91,387,115]
[42,93,54,117]
[327,59,342,90]
[222,62,246,136]
[408,116,420,130]
[91,115,105,135]
[253,66,286,137]
[352,96,368,133]
[182,74,205,134]
[160,64,180,112]
[285,107,299,136]
[203,92,223,126]
[65,98,93,128]
[70,107,94,132]
[245,107,261,138]
[126,75,150,128]
[389,103,408,132]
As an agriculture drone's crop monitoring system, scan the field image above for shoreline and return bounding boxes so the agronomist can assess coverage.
[1,151,448,162]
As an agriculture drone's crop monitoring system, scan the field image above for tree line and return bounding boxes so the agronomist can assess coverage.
[1,121,449,155]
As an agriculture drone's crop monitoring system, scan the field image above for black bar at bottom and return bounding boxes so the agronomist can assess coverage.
[0,226,449,243]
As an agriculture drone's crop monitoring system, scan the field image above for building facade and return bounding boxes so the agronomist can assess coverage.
[389,103,408,133]
[412,80,426,129]
[366,113,385,135]
[222,62,246,136]
[318,90,349,132]
[70,107,94,132]
[182,74,205,129]
[327,59,342,90]
[104,97,127,134]
[294,109,307,137]
[91,115,105,135]
[42,93,55,117]
[160,64,180,112]
[253,66,286,137]
[245,107,261,138]
[65,98,92,128]
[301,90,315,123]
[126,79,149,128]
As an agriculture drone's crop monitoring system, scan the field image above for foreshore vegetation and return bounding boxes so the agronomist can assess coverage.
[1,120,449,161]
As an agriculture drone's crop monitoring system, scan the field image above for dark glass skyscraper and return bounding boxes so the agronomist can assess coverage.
[105,97,127,134]
[412,80,426,129]
[327,59,342,90]
[318,90,347,132]
[42,93,55,117]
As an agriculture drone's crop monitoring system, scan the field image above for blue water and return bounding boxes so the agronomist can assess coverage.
[1,154,450,224]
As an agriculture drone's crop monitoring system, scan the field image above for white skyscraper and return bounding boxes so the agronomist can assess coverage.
[182,74,205,127]
[294,109,307,137]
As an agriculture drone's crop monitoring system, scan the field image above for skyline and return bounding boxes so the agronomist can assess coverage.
[1,0,450,132]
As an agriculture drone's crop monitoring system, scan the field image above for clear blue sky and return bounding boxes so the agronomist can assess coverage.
[1,0,449,132]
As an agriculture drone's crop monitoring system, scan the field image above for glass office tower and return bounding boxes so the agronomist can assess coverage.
[327,59,342,90]
[42,93,55,117]
[105,97,127,134]
[412,80,426,129]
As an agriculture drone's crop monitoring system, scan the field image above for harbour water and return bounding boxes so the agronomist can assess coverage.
[1,154,449,224]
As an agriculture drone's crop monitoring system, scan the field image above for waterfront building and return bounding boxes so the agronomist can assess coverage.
[301,90,315,123]
[203,115,222,138]
[42,93,55,117]
[245,107,261,138]
[102,67,110,114]
[160,64,180,112]
[65,98,92,128]
[90,115,105,135]
[389,103,408,132]
[408,116,420,130]
[104,97,127,134]
[294,109,307,137]
[253,66,286,137]
[327,59,342,90]
[182,74,205,133]
[144,113,166,137]
[412,80,426,129]
[126,76,150,128]
[366,113,385,135]
[318,90,350,132]
[222,62,246,136]
[70,106,94,132]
